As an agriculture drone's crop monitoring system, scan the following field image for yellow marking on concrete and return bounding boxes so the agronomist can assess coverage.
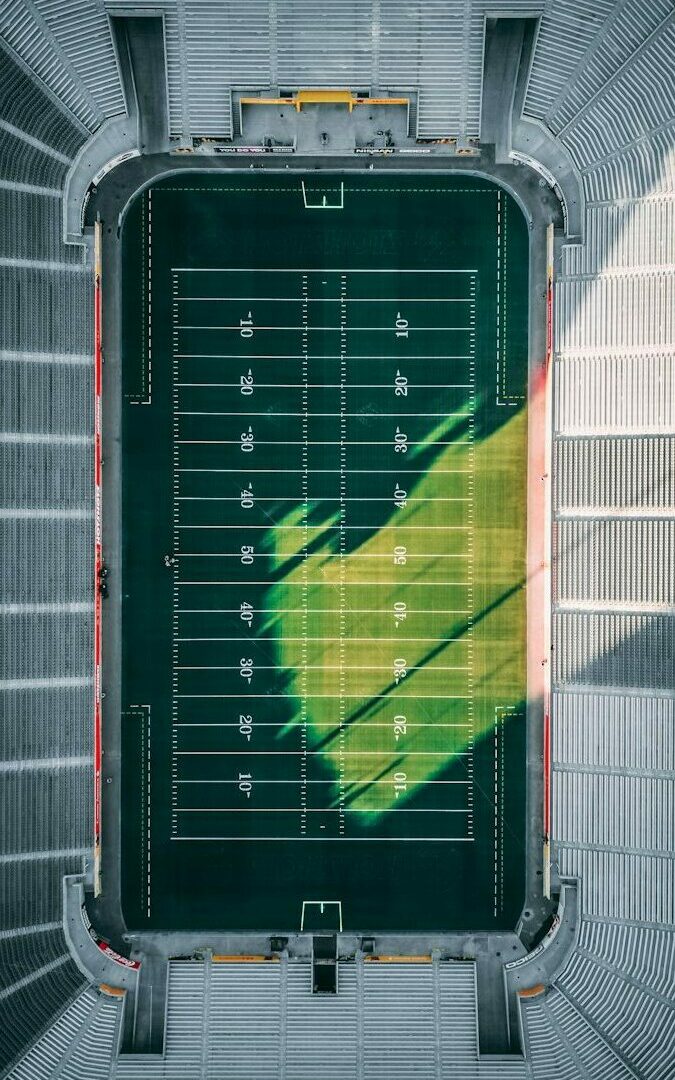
[240,90,409,113]
[365,955,432,963]
[211,954,278,963]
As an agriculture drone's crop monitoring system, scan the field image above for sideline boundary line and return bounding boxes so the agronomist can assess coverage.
[543,223,554,898]
[172,267,478,274]
[93,219,102,898]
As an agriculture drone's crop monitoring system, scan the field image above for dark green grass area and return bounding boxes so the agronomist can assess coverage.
[120,175,529,932]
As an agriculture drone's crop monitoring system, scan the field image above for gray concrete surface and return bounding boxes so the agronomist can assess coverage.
[80,149,565,1057]
[63,876,138,991]
[62,23,585,1055]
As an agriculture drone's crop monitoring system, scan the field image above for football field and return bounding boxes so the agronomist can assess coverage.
[120,175,529,932]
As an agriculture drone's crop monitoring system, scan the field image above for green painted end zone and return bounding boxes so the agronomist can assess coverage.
[120,175,529,932]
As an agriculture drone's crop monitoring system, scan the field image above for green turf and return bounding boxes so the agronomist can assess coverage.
[120,175,529,932]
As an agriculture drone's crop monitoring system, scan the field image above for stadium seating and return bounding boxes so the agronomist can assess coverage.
[556,949,675,1078]
[111,959,528,1080]
[0,0,123,133]
[0,0,674,1075]
[523,990,635,1080]
[0,44,91,1077]
[6,988,121,1080]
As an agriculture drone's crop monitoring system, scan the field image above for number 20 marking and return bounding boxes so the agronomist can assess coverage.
[394,370,408,397]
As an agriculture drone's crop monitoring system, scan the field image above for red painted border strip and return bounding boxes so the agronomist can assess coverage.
[541,224,554,899]
[527,225,554,899]
[543,224,554,854]
[82,903,140,969]
[94,220,103,897]
[543,709,551,837]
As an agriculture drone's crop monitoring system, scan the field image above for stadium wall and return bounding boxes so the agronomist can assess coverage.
[1,1,674,1076]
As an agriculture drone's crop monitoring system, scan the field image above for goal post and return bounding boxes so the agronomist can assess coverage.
[301,180,345,210]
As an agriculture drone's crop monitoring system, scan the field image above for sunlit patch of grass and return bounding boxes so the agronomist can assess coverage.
[271,405,527,821]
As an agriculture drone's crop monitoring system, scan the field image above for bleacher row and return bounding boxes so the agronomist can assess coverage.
[9,960,533,1080]
[539,0,675,1073]
[0,40,93,1079]
[524,919,675,1079]
[0,1,674,1077]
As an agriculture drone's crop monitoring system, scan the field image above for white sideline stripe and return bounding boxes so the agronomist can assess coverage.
[0,847,88,865]
[0,955,72,1001]
[0,676,90,691]
[177,581,468,587]
[0,432,92,446]
[0,348,90,366]
[178,296,473,303]
[175,638,470,644]
[177,693,469,700]
[0,601,90,615]
[177,383,471,389]
[176,804,467,810]
[176,354,472,361]
[0,178,61,198]
[179,468,470,474]
[0,921,61,942]
[0,507,92,519]
[177,412,468,418]
[0,756,90,773]
[0,257,86,273]
[0,120,72,164]
[173,268,478,273]
[172,836,470,841]
[176,750,468,757]
[177,525,470,530]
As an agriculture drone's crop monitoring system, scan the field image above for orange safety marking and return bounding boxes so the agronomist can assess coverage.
[364,955,432,964]
[212,954,278,963]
